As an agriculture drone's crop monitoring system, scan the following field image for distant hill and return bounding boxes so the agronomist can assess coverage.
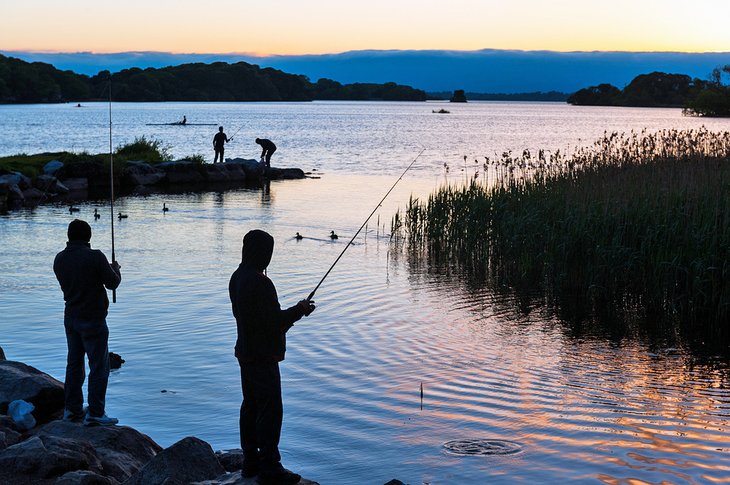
[4,49,730,93]
[428,91,568,102]
[0,54,427,103]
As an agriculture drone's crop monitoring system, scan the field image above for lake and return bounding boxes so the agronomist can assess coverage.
[1,101,730,484]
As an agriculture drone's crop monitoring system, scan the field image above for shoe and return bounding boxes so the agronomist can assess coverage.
[62,409,84,423]
[258,466,301,485]
[83,413,119,427]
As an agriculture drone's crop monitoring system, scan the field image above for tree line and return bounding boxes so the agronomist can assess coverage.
[0,54,427,103]
[568,67,730,117]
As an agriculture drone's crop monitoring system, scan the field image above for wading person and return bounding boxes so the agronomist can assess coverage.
[54,219,121,426]
[229,229,315,484]
[213,126,230,163]
[255,138,276,167]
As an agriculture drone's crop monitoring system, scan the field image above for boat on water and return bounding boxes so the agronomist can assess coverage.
[145,122,217,126]
[432,108,450,114]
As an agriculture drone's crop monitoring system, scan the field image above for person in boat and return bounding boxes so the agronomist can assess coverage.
[180,115,187,125]
[213,126,230,163]
[53,219,121,426]
[255,138,277,168]
[229,229,315,484]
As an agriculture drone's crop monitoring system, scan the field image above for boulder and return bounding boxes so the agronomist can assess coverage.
[56,161,105,184]
[0,346,5,360]
[0,361,64,421]
[62,178,89,192]
[108,352,124,370]
[215,449,243,472]
[0,172,32,189]
[56,470,118,485]
[157,161,205,184]
[225,158,263,179]
[37,421,161,482]
[35,175,69,194]
[192,470,319,485]
[124,436,224,485]
[43,160,64,175]
[23,187,46,200]
[220,163,247,182]
[266,168,306,180]
[0,435,103,481]
[203,164,231,183]
[7,184,25,202]
[122,161,165,186]
[0,416,23,451]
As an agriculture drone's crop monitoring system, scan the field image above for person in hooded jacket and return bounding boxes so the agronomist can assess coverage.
[229,229,315,484]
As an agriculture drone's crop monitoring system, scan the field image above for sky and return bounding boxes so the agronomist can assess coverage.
[2,0,730,55]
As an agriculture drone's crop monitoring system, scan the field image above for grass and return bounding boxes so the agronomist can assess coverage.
[0,136,174,178]
[392,128,730,347]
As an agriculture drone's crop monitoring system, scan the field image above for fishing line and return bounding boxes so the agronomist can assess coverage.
[306,148,426,301]
[108,75,117,303]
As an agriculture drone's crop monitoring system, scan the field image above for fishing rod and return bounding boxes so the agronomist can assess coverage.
[108,76,117,303]
[306,148,426,301]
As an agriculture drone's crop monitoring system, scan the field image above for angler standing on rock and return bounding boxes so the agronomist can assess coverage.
[229,229,315,484]
[213,126,230,163]
[54,219,121,426]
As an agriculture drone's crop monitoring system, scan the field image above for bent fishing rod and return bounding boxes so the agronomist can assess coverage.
[108,76,117,303]
[306,148,425,301]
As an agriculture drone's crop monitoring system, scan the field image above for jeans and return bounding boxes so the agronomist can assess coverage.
[239,360,283,471]
[64,316,109,417]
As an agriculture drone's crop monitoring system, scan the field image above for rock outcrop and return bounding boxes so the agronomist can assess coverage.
[0,361,64,422]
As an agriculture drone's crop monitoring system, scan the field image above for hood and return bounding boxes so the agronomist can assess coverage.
[241,229,274,271]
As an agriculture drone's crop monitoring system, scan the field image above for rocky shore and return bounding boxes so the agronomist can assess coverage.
[0,348,321,485]
[0,158,308,213]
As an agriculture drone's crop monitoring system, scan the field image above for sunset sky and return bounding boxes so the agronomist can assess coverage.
[2,0,729,55]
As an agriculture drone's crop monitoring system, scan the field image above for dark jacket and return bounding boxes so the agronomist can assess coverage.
[229,230,304,363]
[54,241,121,320]
[257,139,276,155]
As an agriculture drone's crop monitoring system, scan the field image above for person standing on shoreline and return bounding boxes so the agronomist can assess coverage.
[229,229,315,484]
[255,138,276,167]
[54,219,121,426]
[213,126,230,163]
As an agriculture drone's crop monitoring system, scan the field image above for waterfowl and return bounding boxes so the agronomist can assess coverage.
[295,232,303,240]
[163,203,169,212]
[69,206,80,214]
[329,231,338,240]
[117,212,128,220]
[94,208,100,219]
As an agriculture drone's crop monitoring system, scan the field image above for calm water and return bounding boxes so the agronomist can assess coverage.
[2,102,730,484]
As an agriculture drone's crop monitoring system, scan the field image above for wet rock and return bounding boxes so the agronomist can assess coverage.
[57,161,106,187]
[0,360,64,421]
[122,161,165,186]
[109,352,124,370]
[225,158,263,179]
[193,471,319,485]
[44,160,64,175]
[215,449,243,472]
[0,172,32,189]
[35,175,70,194]
[37,420,161,483]
[220,163,247,182]
[7,183,25,201]
[0,435,103,481]
[157,161,205,184]
[266,167,306,180]
[0,416,23,451]
[23,187,46,200]
[62,178,89,192]
[203,164,232,183]
[125,436,224,485]
[56,470,118,485]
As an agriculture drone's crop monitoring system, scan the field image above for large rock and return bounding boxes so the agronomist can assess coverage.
[57,161,108,188]
[7,183,25,202]
[0,346,5,360]
[193,470,319,485]
[215,449,243,472]
[203,164,232,183]
[56,470,117,485]
[266,167,306,180]
[220,163,247,182]
[35,175,70,194]
[0,172,32,189]
[225,158,263,179]
[37,421,161,483]
[0,416,23,451]
[157,161,205,184]
[43,160,64,176]
[62,178,89,192]
[0,435,103,481]
[124,436,224,485]
[122,161,165,186]
[0,361,64,421]
[23,187,46,200]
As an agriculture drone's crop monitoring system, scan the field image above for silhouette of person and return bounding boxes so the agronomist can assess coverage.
[181,115,187,125]
[53,219,121,426]
[229,230,315,484]
[214,126,230,163]
[255,138,277,167]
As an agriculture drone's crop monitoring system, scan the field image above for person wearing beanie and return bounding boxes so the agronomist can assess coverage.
[229,229,315,484]
[53,219,122,426]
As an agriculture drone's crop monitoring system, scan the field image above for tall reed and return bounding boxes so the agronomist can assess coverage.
[393,128,730,345]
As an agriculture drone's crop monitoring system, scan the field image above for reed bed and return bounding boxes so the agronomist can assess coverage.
[393,128,730,345]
